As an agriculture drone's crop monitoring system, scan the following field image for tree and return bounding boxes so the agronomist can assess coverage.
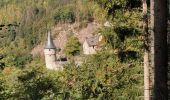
[54,7,75,24]
[2,67,63,100]
[143,0,150,100]
[64,36,81,56]
[150,0,168,99]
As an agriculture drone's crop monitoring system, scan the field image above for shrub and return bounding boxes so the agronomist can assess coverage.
[14,54,33,68]
[64,36,81,56]
[54,7,75,23]
[1,67,63,100]
[100,27,121,49]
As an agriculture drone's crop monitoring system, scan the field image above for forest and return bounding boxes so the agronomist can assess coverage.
[0,0,169,100]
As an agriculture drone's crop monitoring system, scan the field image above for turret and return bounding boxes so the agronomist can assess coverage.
[44,32,56,69]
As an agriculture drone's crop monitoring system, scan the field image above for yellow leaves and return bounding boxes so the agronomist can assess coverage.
[124,11,130,17]
[0,48,5,54]
[2,67,16,75]
[138,35,144,41]
[96,70,104,79]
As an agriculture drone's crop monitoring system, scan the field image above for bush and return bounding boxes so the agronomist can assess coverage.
[114,26,139,41]
[61,51,143,99]
[1,54,32,68]
[14,54,33,68]
[1,67,64,100]
[15,68,59,99]
[54,7,75,23]
[64,36,81,56]
[100,27,121,49]
[0,77,6,99]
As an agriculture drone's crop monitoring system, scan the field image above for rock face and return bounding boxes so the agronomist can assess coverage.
[53,31,68,55]
[31,22,101,57]
[31,43,44,57]
[75,23,100,44]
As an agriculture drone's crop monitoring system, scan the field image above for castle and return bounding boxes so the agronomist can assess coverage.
[44,32,66,70]
[44,31,101,70]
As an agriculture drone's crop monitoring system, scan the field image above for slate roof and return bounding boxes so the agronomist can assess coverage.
[44,32,56,49]
[85,36,98,47]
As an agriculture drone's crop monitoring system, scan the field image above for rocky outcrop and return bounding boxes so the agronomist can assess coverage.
[31,22,101,57]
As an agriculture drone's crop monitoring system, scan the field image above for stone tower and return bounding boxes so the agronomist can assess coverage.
[44,32,57,70]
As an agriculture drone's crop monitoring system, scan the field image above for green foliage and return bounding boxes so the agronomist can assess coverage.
[0,24,18,47]
[94,0,141,16]
[61,51,143,99]
[0,0,144,99]
[100,27,121,49]
[0,75,6,99]
[54,7,75,24]
[13,54,33,68]
[1,67,64,100]
[0,51,143,99]
[1,53,32,68]
[13,68,60,99]
[64,36,81,56]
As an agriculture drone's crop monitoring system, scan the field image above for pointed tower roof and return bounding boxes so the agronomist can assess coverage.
[44,32,56,49]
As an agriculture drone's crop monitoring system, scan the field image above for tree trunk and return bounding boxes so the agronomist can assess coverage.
[150,0,168,99]
[167,0,170,98]
[143,0,150,99]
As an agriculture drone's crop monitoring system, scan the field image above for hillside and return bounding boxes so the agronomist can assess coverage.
[0,0,144,99]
